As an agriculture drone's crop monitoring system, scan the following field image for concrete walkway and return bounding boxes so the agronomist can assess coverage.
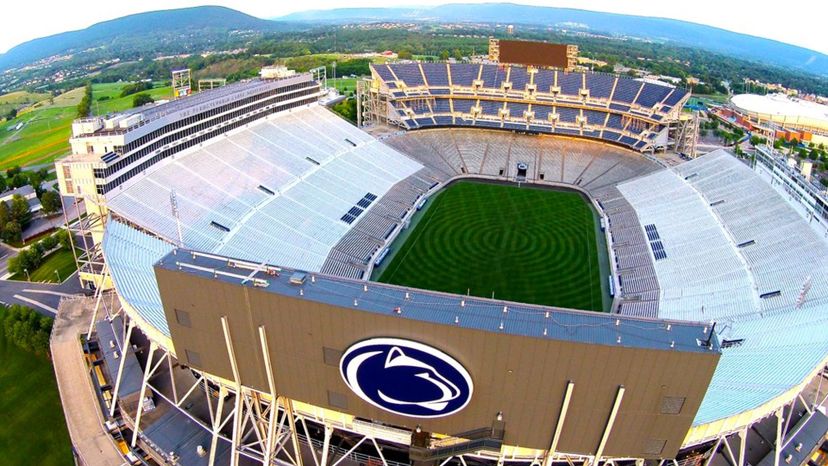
[51,297,126,466]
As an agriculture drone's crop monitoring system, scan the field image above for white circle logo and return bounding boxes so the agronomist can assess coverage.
[340,338,473,418]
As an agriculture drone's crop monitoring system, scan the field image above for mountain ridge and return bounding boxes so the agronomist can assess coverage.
[278,3,828,76]
[0,6,288,71]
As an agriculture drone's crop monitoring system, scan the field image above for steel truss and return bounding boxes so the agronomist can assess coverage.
[103,317,637,466]
[90,260,825,466]
[61,194,106,288]
[676,366,828,466]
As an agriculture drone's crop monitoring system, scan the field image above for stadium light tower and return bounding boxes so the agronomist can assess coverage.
[172,68,192,99]
[170,190,184,247]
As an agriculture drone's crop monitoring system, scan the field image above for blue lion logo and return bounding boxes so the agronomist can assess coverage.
[340,338,473,418]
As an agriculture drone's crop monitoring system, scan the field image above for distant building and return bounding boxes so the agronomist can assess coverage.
[729,93,828,145]
[0,184,42,213]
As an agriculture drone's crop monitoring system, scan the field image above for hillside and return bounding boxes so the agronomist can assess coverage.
[0,6,296,71]
[279,3,828,77]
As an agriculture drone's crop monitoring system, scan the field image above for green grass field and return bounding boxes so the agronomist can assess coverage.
[0,310,73,465]
[0,90,51,117]
[10,248,78,283]
[0,105,76,169]
[91,82,172,115]
[0,82,173,170]
[376,181,608,312]
[329,78,357,95]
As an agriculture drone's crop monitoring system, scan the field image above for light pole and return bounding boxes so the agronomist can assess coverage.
[55,269,60,282]
[24,268,30,281]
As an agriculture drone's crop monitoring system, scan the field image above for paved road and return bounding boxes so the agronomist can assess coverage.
[0,272,88,315]
[51,297,126,466]
[0,243,16,277]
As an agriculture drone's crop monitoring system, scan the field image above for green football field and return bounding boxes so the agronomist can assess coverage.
[375,180,609,312]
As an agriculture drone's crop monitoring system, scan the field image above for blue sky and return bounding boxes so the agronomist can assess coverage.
[3,1,826,55]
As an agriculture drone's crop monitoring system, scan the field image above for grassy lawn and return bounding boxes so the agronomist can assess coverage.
[0,90,51,117]
[0,82,172,169]
[329,77,358,95]
[692,94,730,105]
[0,309,73,465]
[0,105,75,170]
[92,82,172,116]
[9,248,77,283]
[376,181,606,311]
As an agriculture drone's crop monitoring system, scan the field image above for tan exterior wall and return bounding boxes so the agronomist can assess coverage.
[155,267,719,459]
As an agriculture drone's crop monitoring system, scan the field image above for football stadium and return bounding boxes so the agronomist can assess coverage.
[54,42,828,466]
[727,93,828,146]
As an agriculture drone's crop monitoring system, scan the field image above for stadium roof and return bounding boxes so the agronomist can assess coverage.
[730,93,828,132]
[156,248,718,354]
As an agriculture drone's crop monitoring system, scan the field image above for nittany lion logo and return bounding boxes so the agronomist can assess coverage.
[340,338,473,418]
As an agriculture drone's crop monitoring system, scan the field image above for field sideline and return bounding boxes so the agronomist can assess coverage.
[375,180,609,312]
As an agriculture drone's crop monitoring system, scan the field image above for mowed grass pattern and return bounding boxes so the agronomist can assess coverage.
[378,181,603,311]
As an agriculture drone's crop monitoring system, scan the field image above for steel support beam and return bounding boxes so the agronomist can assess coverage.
[131,341,157,447]
[108,319,135,417]
[221,316,243,466]
[285,398,304,466]
[593,386,625,466]
[209,386,228,466]
[544,381,575,466]
[738,428,747,466]
[320,426,333,466]
[774,409,783,466]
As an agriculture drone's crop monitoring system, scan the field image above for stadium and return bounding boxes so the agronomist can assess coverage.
[726,93,828,146]
[54,43,828,466]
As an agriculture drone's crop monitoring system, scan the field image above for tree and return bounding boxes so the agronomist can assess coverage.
[439,50,450,61]
[119,81,152,97]
[132,93,155,108]
[397,49,412,60]
[5,108,16,120]
[0,201,8,230]
[41,233,58,251]
[821,178,828,188]
[5,166,21,178]
[0,175,6,193]
[452,49,463,60]
[39,191,61,215]
[331,98,357,123]
[56,229,72,250]
[77,82,92,118]
[1,304,53,357]
[10,173,27,188]
[10,194,31,227]
[2,221,21,244]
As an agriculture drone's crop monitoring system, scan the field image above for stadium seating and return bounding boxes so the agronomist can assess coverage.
[375,63,689,151]
[616,150,828,426]
[105,104,423,273]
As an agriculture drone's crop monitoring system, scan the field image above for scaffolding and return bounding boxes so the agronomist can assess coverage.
[60,194,107,290]
[671,111,700,158]
[357,77,404,129]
